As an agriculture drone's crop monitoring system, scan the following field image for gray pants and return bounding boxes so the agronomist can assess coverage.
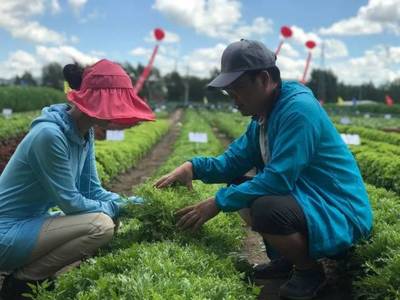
[15,212,115,280]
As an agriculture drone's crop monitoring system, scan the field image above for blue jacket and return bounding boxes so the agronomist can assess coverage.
[192,81,373,258]
[0,104,121,271]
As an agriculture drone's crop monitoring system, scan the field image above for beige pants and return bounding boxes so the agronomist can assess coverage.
[15,212,115,281]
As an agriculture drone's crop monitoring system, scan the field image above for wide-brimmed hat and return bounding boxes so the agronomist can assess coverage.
[67,59,155,125]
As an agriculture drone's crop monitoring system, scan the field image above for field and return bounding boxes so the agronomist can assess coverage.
[0,101,399,300]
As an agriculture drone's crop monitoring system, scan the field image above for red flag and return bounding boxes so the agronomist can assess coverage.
[385,95,394,106]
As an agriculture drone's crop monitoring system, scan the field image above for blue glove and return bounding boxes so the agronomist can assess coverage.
[116,195,145,209]
[127,195,145,205]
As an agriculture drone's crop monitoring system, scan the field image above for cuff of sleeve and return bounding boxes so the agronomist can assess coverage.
[189,158,200,180]
[215,186,252,212]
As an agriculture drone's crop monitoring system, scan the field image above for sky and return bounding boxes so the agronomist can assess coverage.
[1,0,400,85]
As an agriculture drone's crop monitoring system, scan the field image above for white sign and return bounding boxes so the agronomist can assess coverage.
[340,117,351,125]
[364,113,370,119]
[341,134,361,145]
[106,130,125,141]
[188,132,208,143]
[2,108,12,118]
[384,114,392,119]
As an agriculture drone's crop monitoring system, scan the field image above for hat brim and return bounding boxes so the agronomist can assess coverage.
[67,88,155,126]
[207,71,245,89]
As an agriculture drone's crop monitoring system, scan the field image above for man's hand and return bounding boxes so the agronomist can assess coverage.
[175,198,220,231]
[154,161,194,190]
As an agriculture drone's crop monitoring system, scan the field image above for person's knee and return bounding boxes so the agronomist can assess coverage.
[250,196,280,228]
[89,213,115,242]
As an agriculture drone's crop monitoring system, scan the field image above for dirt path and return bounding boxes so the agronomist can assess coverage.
[105,109,183,195]
[211,127,353,300]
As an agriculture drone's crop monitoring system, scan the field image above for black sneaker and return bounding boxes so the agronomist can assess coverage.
[279,266,327,300]
[253,257,293,280]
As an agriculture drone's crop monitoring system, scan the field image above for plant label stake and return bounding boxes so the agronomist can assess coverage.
[188,132,208,143]
[106,130,125,141]
[341,134,361,146]
[2,108,12,119]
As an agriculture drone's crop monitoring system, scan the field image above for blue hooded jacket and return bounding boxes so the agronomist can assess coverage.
[0,104,121,271]
[191,81,373,258]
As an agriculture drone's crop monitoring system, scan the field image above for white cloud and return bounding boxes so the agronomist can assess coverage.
[331,45,400,85]
[36,45,99,66]
[130,43,226,78]
[290,25,321,46]
[130,47,154,57]
[153,0,273,41]
[0,46,101,79]
[144,30,181,44]
[319,0,400,36]
[279,43,300,58]
[282,26,348,60]
[50,0,61,14]
[0,50,41,79]
[0,0,66,45]
[276,55,306,81]
[68,0,88,14]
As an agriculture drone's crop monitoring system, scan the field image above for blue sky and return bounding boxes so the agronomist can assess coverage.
[1,0,399,85]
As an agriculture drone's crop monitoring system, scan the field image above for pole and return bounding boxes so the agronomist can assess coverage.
[275,40,284,56]
[133,44,159,94]
[301,52,312,84]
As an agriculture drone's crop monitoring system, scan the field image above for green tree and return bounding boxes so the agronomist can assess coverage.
[42,63,64,90]
[307,69,338,103]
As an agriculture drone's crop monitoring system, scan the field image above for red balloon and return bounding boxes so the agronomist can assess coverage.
[305,40,316,49]
[154,28,165,41]
[280,26,292,38]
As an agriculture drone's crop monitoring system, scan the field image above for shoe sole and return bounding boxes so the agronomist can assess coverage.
[254,274,291,285]
[279,279,328,300]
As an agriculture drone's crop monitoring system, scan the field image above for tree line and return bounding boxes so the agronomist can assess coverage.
[5,62,400,104]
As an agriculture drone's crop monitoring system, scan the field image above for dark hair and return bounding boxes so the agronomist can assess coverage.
[63,63,84,90]
[246,66,281,87]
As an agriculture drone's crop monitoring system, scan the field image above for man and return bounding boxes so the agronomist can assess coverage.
[155,39,372,300]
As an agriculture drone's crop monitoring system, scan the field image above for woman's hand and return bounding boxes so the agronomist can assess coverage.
[154,161,194,190]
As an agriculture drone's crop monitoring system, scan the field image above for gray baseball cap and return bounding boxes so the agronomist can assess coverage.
[208,39,276,89]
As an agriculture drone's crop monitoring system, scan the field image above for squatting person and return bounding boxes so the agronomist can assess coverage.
[155,39,373,300]
[0,59,154,299]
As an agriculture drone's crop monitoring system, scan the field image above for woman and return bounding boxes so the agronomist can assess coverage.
[0,59,155,299]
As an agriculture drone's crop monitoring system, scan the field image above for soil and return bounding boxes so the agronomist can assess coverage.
[105,109,183,195]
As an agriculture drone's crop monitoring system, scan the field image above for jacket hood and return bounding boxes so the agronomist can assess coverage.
[31,104,88,146]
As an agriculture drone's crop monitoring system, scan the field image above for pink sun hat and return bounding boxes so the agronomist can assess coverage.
[66,59,155,125]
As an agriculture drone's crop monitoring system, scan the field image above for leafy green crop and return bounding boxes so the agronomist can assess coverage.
[0,86,65,112]
[95,119,170,184]
[0,111,39,140]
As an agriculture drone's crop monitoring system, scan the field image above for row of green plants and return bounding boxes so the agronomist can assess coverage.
[331,115,400,130]
[35,110,257,299]
[351,184,400,299]
[0,111,39,140]
[323,103,400,115]
[349,144,400,195]
[336,125,400,146]
[0,86,65,112]
[95,119,171,185]
[205,111,400,299]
